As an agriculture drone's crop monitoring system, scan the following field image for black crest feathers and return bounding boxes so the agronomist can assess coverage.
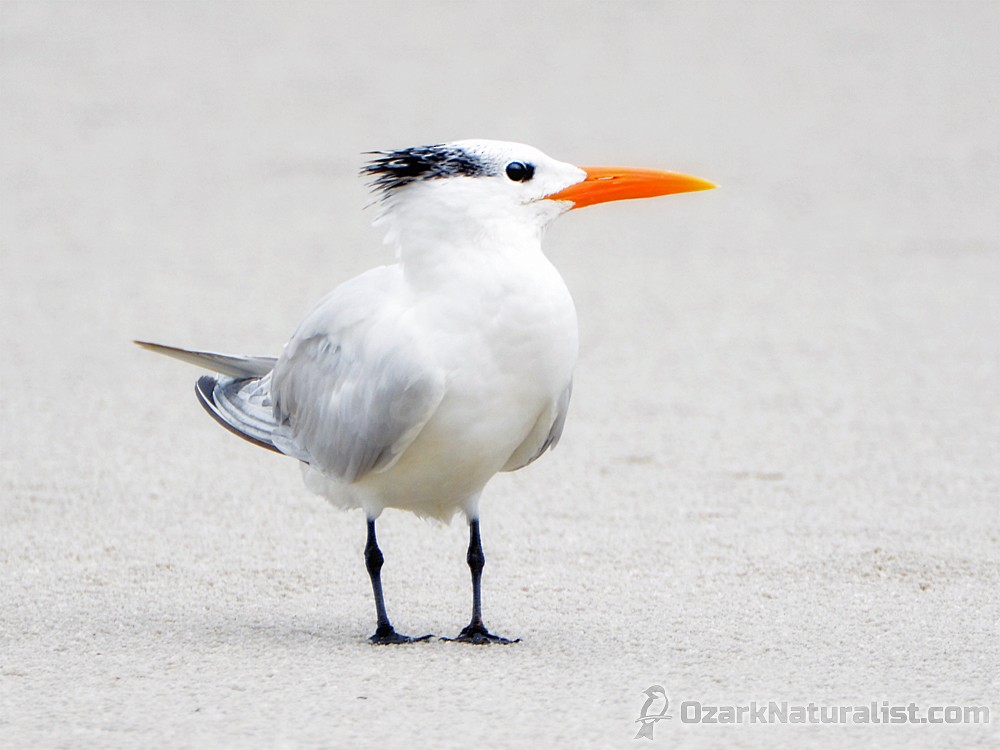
[363,145,490,196]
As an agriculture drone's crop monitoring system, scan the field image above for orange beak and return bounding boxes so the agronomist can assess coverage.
[547,166,716,209]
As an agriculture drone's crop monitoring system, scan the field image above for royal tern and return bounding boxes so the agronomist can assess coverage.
[138,140,714,644]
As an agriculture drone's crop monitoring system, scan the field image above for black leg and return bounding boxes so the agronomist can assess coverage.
[364,518,431,644]
[445,518,520,644]
[468,518,486,629]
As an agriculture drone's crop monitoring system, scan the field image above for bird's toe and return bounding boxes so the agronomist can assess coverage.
[369,625,434,645]
[442,623,521,645]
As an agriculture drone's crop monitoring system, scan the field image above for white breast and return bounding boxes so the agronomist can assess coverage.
[344,251,578,520]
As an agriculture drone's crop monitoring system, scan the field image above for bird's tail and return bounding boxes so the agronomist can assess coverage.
[634,723,655,740]
[136,340,302,458]
[134,340,278,378]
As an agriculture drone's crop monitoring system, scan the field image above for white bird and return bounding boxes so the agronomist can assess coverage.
[137,140,714,644]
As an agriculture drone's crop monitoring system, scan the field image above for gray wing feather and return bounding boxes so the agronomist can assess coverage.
[195,373,310,457]
[541,380,573,455]
[503,380,573,472]
[269,267,445,483]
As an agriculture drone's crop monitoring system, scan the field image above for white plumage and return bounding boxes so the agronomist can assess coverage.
[138,139,713,643]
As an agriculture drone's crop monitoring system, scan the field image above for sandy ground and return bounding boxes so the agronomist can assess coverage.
[1,1,998,748]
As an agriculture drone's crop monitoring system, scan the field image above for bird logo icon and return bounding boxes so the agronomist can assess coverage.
[634,685,671,740]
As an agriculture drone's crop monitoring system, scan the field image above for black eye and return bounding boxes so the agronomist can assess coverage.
[505,161,534,182]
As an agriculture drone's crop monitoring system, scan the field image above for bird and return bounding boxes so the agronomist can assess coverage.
[137,139,714,644]
[635,685,671,740]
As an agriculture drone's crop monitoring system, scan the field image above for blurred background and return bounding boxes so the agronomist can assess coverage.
[2,2,997,748]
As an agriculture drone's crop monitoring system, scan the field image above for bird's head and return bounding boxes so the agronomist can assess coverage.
[644,685,668,700]
[363,140,714,252]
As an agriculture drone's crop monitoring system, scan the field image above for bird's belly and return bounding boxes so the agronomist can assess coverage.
[359,361,566,517]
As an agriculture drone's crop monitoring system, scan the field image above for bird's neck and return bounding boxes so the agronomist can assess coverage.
[379,199,553,292]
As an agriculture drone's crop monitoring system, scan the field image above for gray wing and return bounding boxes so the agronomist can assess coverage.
[269,266,445,483]
[195,372,303,457]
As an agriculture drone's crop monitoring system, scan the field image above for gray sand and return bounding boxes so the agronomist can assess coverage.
[1,2,997,748]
